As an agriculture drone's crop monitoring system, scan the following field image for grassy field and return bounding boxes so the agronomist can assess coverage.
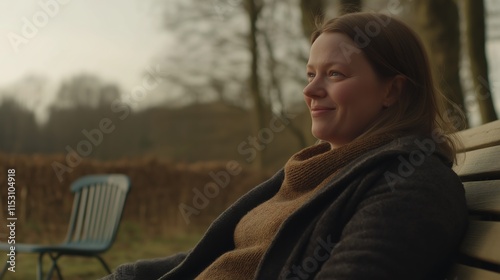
[0,153,272,279]
[1,222,203,280]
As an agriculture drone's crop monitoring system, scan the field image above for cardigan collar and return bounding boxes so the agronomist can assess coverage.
[281,134,395,197]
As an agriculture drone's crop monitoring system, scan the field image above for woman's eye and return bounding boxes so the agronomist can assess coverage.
[329,71,343,77]
[306,72,315,81]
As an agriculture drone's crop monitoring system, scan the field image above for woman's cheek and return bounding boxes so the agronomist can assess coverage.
[331,84,356,105]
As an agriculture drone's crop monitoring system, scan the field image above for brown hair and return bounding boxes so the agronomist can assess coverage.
[311,12,464,163]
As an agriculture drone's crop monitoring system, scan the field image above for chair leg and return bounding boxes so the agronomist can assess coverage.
[52,254,63,280]
[0,259,9,280]
[38,252,46,280]
[94,255,111,274]
[53,262,63,280]
[45,253,63,280]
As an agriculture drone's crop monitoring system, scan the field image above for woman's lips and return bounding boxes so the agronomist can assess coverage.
[310,106,336,117]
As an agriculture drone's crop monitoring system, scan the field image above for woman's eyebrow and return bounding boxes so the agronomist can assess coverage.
[306,61,349,69]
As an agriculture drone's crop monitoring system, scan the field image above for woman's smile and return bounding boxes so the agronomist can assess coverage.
[310,105,336,117]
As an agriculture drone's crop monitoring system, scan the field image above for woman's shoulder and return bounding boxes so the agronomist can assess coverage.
[349,134,463,193]
[357,135,455,170]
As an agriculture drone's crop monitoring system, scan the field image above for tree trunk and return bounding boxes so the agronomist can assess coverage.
[299,0,325,39]
[464,0,497,123]
[262,28,308,150]
[415,0,466,126]
[339,0,362,15]
[244,0,269,169]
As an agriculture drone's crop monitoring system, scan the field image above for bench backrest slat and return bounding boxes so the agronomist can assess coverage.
[458,220,500,265]
[454,146,500,180]
[448,120,500,278]
[463,181,500,215]
[449,264,500,280]
[456,119,500,152]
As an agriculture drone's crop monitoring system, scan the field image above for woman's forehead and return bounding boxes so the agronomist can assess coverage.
[308,33,364,67]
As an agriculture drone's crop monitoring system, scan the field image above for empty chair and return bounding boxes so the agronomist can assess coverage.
[0,174,131,280]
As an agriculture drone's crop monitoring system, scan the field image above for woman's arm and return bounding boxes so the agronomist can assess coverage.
[99,252,189,280]
[315,158,468,279]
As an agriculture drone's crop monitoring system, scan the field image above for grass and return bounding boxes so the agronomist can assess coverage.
[1,222,203,280]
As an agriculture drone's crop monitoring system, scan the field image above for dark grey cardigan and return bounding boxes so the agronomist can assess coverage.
[103,136,468,280]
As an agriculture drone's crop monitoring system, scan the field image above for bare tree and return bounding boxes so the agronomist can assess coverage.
[261,0,308,149]
[464,0,497,123]
[52,74,120,109]
[300,0,325,39]
[339,0,363,15]
[414,0,466,125]
[243,0,274,169]
[156,1,316,167]
[157,1,251,108]
[299,0,363,38]
[0,98,39,153]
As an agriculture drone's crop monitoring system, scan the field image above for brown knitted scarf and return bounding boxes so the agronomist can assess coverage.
[195,134,394,280]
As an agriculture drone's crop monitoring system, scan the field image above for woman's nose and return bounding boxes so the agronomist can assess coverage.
[303,78,327,99]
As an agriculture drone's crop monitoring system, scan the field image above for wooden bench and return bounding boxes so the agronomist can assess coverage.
[447,119,500,279]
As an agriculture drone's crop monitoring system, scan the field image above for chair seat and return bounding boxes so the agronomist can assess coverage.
[0,242,108,255]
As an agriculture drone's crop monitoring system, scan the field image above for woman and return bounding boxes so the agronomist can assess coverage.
[103,12,467,280]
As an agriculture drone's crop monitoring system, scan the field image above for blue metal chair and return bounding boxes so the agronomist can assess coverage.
[0,174,131,280]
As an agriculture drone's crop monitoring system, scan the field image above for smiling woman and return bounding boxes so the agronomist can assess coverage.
[101,12,468,280]
[304,32,404,148]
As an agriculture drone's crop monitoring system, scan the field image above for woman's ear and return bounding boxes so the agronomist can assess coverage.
[382,75,406,108]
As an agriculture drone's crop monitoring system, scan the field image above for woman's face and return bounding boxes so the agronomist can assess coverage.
[304,32,393,148]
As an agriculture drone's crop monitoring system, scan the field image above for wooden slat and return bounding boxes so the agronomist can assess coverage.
[459,220,500,265]
[453,146,500,179]
[452,120,500,279]
[448,264,500,280]
[456,119,500,152]
[464,181,500,215]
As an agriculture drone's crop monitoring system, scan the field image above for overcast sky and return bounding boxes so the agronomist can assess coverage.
[0,0,171,95]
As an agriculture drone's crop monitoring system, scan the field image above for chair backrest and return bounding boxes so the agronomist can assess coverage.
[448,120,500,279]
[64,174,131,250]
